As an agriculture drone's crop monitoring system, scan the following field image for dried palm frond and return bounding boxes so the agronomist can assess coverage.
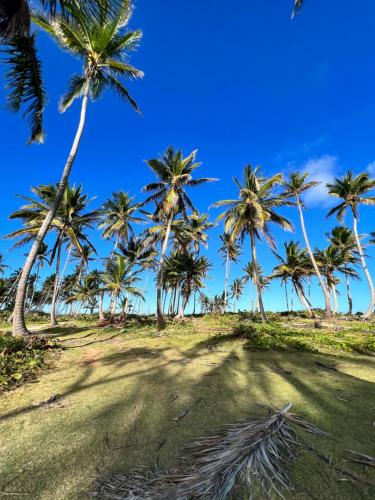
[346,449,375,468]
[91,403,330,500]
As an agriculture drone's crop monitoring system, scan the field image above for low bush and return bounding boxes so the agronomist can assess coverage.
[0,335,61,391]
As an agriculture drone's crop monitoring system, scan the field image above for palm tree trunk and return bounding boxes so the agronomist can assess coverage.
[353,214,375,318]
[331,284,338,316]
[12,87,90,336]
[98,291,105,321]
[250,231,267,322]
[345,274,353,315]
[294,281,315,317]
[110,293,118,321]
[223,251,230,313]
[50,237,63,327]
[296,197,331,318]
[284,281,289,313]
[156,215,173,330]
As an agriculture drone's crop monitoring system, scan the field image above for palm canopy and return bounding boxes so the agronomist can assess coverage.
[6,183,99,254]
[282,172,319,207]
[31,0,143,114]
[326,171,375,220]
[213,165,293,247]
[173,213,213,253]
[101,255,141,298]
[142,146,217,220]
[272,241,313,284]
[314,245,359,288]
[116,236,157,268]
[99,191,143,246]
[218,233,241,262]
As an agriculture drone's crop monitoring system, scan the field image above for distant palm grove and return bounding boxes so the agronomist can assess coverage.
[0,0,375,336]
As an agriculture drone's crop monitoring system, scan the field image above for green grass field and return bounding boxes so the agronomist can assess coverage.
[1,315,374,499]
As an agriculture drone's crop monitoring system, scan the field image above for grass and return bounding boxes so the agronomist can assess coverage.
[0,314,374,499]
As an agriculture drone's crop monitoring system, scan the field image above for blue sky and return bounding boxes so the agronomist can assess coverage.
[1,0,375,313]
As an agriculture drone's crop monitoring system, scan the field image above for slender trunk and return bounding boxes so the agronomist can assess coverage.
[331,284,338,316]
[193,291,196,315]
[284,281,289,313]
[98,292,105,321]
[296,197,331,318]
[250,232,267,322]
[12,88,90,336]
[294,281,314,317]
[50,238,63,327]
[110,293,118,320]
[291,287,294,311]
[140,271,149,315]
[353,214,375,318]
[223,252,230,313]
[156,215,173,329]
[345,274,353,315]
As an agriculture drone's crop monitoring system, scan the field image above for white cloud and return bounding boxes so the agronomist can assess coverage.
[366,161,375,175]
[299,155,340,208]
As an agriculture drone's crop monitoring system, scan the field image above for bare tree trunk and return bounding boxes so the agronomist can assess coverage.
[294,282,315,317]
[296,197,331,318]
[331,284,338,316]
[250,231,267,322]
[345,274,353,315]
[284,281,289,312]
[110,293,118,321]
[353,215,375,318]
[12,88,90,336]
[223,251,229,313]
[98,292,105,321]
[50,238,63,327]
[156,215,173,330]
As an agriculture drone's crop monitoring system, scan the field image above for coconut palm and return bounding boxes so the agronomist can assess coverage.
[8,183,98,327]
[327,226,360,315]
[89,269,106,321]
[272,241,315,317]
[214,165,293,322]
[174,213,213,253]
[100,192,143,253]
[0,254,9,275]
[283,172,331,317]
[64,274,99,314]
[230,278,245,313]
[218,234,241,313]
[11,0,143,336]
[71,244,97,282]
[101,255,142,320]
[314,245,359,316]
[327,171,375,318]
[142,146,216,329]
[242,261,271,315]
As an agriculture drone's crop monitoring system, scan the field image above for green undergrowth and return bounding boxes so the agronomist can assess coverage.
[0,336,61,391]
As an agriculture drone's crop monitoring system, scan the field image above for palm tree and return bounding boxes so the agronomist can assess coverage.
[327,226,360,315]
[11,0,143,336]
[327,171,375,317]
[242,261,271,315]
[142,146,216,329]
[218,234,241,313]
[174,213,213,253]
[8,183,98,327]
[283,172,331,317]
[0,254,9,275]
[230,278,245,313]
[314,245,359,316]
[64,274,99,314]
[101,255,142,321]
[71,244,97,282]
[89,269,106,321]
[272,241,315,317]
[214,165,293,322]
[99,191,143,254]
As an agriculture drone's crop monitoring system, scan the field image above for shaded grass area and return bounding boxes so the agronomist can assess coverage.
[0,316,374,499]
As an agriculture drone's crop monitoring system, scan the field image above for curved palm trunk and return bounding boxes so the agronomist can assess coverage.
[353,215,375,318]
[156,215,173,330]
[50,237,63,327]
[331,284,338,316]
[223,251,230,313]
[12,89,90,336]
[250,231,267,323]
[296,197,331,318]
[345,274,353,315]
[294,281,315,318]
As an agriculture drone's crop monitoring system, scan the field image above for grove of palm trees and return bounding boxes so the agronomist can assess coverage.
[1,1,374,499]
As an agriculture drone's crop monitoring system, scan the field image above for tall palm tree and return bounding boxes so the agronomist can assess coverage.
[8,183,98,327]
[242,261,271,315]
[64,274,99,314]
[230,278,245,313]
[283,172,332,317]
[218,234,241,313]
[11,0,143,336]
[327,226,360,315]
[174,213,213,254]
[142,146,216,329]
[71,244,97,282]
[272,241,315,317]
[99,191,143,254]
[214,165,293,322]
[327,171,375,318]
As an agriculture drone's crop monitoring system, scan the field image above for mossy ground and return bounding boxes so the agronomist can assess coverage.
[0,314,374,499]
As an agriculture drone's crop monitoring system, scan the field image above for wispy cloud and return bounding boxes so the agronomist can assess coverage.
[298,155,340,208]
[275,135,327,163]
[366,161,375,175]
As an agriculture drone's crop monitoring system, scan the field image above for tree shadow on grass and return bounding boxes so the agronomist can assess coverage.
[1,340,374,499]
